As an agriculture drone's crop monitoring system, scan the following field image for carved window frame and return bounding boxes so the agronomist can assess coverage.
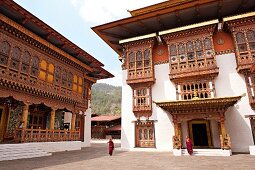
[21,51,31,74]
[169,36,215,73]
[0,41,11,66]
[10,46,21,71]
[133,87,151,108]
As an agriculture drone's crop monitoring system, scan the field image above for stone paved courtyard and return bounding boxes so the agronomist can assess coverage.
[0,143,255,170]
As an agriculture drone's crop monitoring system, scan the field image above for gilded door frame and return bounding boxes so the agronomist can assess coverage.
[188,119,213,148]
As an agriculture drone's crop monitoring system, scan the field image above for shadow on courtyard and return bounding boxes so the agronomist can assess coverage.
[0,143,124,170]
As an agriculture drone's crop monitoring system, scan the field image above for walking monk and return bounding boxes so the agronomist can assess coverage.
[108,138,114,156]
[186,136,193,155]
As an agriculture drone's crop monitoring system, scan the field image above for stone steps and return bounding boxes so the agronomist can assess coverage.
[181,149,232,156]
[0,143,52,161]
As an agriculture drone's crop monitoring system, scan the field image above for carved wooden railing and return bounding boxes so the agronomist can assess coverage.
[14,127,80,143]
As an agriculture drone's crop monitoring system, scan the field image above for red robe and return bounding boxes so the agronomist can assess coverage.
[108,140,114,156]
[186,138,193,155]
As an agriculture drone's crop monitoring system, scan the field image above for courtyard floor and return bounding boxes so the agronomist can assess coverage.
[0,142,254,170]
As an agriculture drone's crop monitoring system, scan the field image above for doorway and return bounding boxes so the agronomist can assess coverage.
[188,120,212,148]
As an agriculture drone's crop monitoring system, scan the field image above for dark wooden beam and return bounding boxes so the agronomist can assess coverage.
[175,11,183,26]
[237,0,249,12]
[101,31,124,39]
[195,6,202,22]
[156,15,166,30]
[135,20,154,33]
[119,25,138,36]
[217,0,223,18]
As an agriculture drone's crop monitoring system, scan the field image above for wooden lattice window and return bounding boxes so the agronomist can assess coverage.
[21,51,31,74]
[10,46,21,70]
[47,64,54,83]
[136,51,143,69]
[247,30,255,51]
[54,66,61,84]
[236,32,247,52]
[204,38,213,58]
[178,43,186,62]
[187,41,195,61]
[39,60,54,83]
[128,52,135,69]
[62,69,67,87]
[195,39,204,59]
[170,44,178,63]
[177,80,215,100]
[67,72,73,89]
[73,75,83,93]
[30,56,39,77]
[134,87,150,107]
[135,121,155,148]
[144,49,151,67]
[0,41,10,66]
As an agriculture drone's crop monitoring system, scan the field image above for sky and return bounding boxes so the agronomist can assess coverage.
[14,0,166,86]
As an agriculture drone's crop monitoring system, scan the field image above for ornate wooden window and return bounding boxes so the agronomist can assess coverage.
[144,49,150,67]
[136,51,143,69]
[135,121,155,148]
[21,51,31,74]
[168,37,217,81]
[78,77,83,94]
[0,41,10,66]
[62,69,67,87]
[176,80,215,100]
[247,30,255,50]
[67,72,73,89]
[10,46,21,70]
[55,66,61,85]
[128,52,135,70]
[30,56,39,77]
[39,60,54,83]
[47,64,54,83]
[133,87,151,113]
[233,29,255,72]
[72,75,83,93]
[245,73,255,109]
[127,48,153,83]
[195,39,204,59]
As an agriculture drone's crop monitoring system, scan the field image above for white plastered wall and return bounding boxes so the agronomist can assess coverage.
[215,53,254,152]
[121,70,136,149]
[151,63,176,151]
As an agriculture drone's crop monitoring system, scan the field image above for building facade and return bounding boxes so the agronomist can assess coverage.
[94,0,255,155]
[0,0,113,148]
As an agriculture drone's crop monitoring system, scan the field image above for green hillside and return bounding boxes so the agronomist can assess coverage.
[91,83,121,115]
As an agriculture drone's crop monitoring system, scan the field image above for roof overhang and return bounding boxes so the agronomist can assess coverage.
[92,0,255,55]
[0,0,113,80]
[155,95,243,114]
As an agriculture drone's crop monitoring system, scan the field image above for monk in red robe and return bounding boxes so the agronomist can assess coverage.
[108,138,114,156]
[186,137,193,155]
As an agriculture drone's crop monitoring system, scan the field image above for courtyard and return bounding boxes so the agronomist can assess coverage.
[0,142,254,170]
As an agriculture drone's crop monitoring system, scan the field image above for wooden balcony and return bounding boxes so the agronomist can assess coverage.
[169,57,219,82]
[14,127,80,143]
[127,68,155,85]
[236,51,255,73]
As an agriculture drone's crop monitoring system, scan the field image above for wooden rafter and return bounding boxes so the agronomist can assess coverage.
[175,11,183,26]
[156,15,166,30]
[101,31,124,39]
[119,25,139,35]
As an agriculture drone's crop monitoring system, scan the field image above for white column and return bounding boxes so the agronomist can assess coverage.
[82,100,91,147]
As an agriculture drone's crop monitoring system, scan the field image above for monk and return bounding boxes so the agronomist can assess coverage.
[186,137,193,155]
[108,138,114,156]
